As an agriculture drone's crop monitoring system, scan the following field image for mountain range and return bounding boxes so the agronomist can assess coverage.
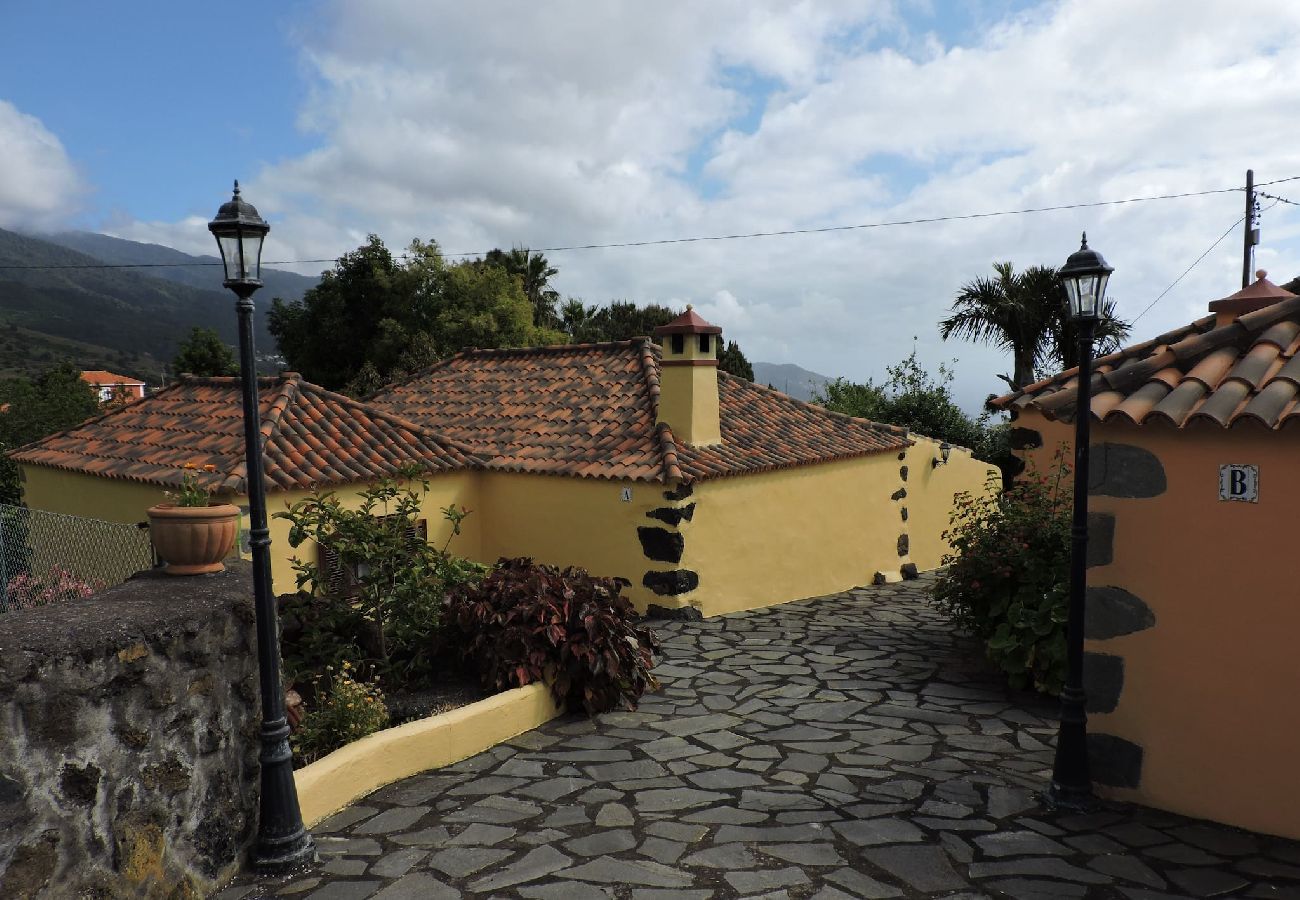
[0,228,318,382]
[1,228,835,401]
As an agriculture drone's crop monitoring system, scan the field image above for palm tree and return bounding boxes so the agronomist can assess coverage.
[484,247,561,328]
[941,261,1130,391]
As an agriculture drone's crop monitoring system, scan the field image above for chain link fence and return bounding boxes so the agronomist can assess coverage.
[0,504,157,613]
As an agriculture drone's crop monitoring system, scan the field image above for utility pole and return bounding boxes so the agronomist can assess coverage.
[1243,169,1259,288]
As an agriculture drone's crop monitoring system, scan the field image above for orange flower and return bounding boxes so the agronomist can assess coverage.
[183,462,197,470]
[203,464,217,472]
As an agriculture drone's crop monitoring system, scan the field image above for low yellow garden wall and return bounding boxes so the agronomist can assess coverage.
[294,683,563,827]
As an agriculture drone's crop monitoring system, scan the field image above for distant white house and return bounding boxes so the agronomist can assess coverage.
[81,370,146,403]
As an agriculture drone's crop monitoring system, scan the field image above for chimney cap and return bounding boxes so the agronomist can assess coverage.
[654,307,722,336]
[1208,269,1296,317]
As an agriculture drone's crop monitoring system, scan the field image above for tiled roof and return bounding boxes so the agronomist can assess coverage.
[370,340,909,483]
[82,370,145,386]
[989,290,1300,430]
[10,374,483,494]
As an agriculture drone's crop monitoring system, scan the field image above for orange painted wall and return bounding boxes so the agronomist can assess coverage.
[1009,407,1074,479]
[1086,420,1300,840]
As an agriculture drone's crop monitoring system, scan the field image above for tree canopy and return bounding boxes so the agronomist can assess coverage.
[481,248,561,329]
[813,350,1011,472]
[268,236,565,395]
[0,363,101,504]
[941,261,1131,391]
[560,300,754,380]
[172,326,238,378]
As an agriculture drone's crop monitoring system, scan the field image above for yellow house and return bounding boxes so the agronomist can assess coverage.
[12,311,995,617]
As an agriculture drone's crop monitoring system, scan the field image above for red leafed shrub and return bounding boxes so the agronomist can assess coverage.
[446,558,661,716]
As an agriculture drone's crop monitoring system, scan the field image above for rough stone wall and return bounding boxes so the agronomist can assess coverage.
[0,563,260,898]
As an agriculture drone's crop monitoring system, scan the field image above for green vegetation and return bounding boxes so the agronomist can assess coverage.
[942,261,1131,391]
[0,362,102,504]
[813,349,1012,471]
[0,227,274,381]
[276,472,486,686]
[290,660,390,766]
[269,236,566,395]
[446,558,661,716]
[171,326,237,378]
[932,451,1072,694]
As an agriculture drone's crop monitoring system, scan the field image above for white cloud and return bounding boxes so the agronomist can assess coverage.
[0,101,86,229]
[104,0,1300,411]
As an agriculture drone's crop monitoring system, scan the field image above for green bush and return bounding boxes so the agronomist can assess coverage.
[291,660,389,766]
[446,558,661,716]
[276,471,486,687]
[931,450,1072,694]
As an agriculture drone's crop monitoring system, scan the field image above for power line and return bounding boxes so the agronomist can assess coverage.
[0,182,1258,272]
[1129,211,1258,325]
[1257,190,1300,207]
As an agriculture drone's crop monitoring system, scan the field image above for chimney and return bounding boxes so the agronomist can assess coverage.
[653,306,723,446]
[1209,269,1296,327]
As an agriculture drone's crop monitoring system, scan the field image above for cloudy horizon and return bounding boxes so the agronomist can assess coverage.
[4,0,1300,410]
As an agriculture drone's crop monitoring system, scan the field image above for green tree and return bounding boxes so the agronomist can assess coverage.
[562,300,680,344]
[482,247,561,328]
[0,363,101,504]
[941,262,1130,391]
[716,340,754,381]
[269,236,565,394]
[172,326,238,377]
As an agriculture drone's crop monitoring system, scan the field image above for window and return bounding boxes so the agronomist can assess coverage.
[318,515,428,595]
[671,334,684,354]
[698,334,711,353]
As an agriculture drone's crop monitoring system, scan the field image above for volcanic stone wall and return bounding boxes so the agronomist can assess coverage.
[0,563,260,898]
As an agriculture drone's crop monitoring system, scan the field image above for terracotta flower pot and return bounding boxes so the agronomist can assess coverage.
[147,503,240,575]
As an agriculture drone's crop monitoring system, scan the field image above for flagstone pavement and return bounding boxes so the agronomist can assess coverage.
[223,574,1300,900]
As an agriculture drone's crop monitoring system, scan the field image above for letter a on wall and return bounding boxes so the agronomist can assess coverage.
[1218,464,1258,503]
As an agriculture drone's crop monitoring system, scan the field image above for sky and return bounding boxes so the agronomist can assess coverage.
[3,0,1300,412]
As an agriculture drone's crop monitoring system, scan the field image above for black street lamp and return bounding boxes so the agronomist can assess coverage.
[209,182,314,870]
[1047,232,1113,811]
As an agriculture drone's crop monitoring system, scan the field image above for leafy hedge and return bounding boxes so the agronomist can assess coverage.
[447,558,661,716]
[932,452,1072,694]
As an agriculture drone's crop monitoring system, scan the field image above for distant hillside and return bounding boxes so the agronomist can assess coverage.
[47,231,319,302]
[751,361,833,402]
[0,228,280,382]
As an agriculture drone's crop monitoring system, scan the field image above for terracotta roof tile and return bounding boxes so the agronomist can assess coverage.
[989,293,1300,431]
[370,340,909,483]
[9,374,484,493]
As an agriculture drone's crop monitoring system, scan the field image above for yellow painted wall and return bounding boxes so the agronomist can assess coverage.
[18,464,481,597]
[684,455,904,617]
[903,436,1000,572]
[476,471,661,609]
[1086,421,1300,840]
[19,466,172,524]
[658,365,721,447]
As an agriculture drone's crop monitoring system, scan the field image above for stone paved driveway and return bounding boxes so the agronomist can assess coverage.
[224,575,1300,900]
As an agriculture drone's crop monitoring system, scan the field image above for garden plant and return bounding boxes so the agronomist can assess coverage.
[932,448,1072,694]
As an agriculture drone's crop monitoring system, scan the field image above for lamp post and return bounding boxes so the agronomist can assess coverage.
[208,182,314,870]
[1047,232,1113,810]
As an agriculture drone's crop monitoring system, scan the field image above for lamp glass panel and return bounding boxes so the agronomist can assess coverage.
[217,234,243,281]
[242,231,265,281]
[1063,278,1083,316]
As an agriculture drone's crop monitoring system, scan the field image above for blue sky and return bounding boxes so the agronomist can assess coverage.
[3,1,1300,412]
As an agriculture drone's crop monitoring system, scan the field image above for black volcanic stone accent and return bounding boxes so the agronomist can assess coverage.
[638,527,684,563]
[899,465,909,482]
[663,482,694,501]
[898,451,907,460]
[1084,653,1124,714]
[1089,733,1144,789]
[1086,586,1157,640]
[900,563,919,580]
[872,572,887,585]
[646,504,695,527]
[1089,443,1167,498]
[891,487,907,501]
[1087,513,1114,568]
[642,569,699,596]
[900,507,908,522]
[1009,427,1043,450]
[59,764,100,807]
[645,603,703,621]
[897,534,909,557]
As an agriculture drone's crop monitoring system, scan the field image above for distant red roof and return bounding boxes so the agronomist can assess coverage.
[369,340,909,483]
[81,370,145,386]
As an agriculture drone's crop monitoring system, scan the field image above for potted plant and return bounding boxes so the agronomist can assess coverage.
[147,463,240,575]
